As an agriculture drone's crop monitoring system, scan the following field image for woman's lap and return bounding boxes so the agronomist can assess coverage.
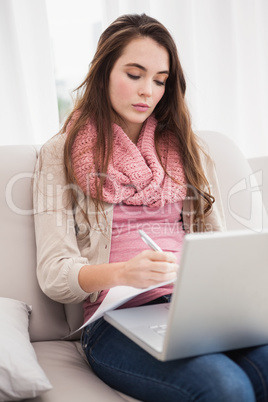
[82,319,268,402]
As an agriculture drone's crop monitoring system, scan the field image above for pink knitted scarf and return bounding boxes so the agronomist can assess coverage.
[70,115,187,207]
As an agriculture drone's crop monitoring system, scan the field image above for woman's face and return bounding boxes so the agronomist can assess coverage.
[109,36,169,143]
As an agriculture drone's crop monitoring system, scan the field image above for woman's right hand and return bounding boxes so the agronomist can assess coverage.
[79,250,178,293]
[117,250,178,289]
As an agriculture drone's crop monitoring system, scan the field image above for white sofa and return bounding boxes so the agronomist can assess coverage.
[0,131,267,402]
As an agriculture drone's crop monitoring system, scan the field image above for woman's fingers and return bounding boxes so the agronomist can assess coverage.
[137,269,177,288]
[140,249,178,263]
[121,250,179,288]
[141,250,179,272]
[150,261,179,274]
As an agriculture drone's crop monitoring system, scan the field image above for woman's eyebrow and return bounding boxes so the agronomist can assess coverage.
[125,63,169,75]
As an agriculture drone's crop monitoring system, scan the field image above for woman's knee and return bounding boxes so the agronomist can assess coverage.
[210,375,255,402]
[176,353,256,402]
[198,361,255,402]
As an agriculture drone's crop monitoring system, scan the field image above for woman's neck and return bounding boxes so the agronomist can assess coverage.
[113,119,144,145]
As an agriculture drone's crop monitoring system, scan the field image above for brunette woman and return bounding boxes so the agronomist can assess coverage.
[34,13,268,402]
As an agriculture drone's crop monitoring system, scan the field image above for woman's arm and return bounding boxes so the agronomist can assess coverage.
[33,135,93,304]
[78,250,178,293]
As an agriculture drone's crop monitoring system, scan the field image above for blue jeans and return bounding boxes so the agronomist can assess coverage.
[81,318,268,402]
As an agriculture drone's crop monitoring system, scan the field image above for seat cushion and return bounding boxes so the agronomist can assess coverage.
[26,341,133,402]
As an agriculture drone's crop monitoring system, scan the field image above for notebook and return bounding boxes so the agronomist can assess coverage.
[104,229,268,361]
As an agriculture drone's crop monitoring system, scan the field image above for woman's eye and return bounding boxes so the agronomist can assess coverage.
[127,73,140,80]
[155,80,165,87]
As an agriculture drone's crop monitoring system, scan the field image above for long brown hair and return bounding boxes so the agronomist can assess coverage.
[61,13,214,231]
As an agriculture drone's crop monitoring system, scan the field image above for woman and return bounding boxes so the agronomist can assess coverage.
[34,13,268,402]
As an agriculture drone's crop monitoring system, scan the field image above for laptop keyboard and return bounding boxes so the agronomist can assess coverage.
[149,324,167,336]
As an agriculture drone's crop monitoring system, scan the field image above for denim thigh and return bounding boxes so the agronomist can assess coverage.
[227,344,268,402]
[81,319,256,402]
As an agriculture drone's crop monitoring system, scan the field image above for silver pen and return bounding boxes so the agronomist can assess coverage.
[138,230,163,252]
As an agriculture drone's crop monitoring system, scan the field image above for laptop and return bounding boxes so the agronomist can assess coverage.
[104,230,268,361]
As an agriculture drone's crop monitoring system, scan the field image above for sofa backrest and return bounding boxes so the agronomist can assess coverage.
[197,131,268,231]
[0,145,70,342]
[248,155,268,224]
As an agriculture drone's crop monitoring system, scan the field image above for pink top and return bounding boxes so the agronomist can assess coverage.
[83,202,185,323]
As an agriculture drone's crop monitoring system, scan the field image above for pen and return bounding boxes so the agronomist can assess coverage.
[138,230,163,252]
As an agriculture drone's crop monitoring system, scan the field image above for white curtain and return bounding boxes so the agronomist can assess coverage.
[0,0,59,145]
[102,0,268,158]
[1,0,267,157]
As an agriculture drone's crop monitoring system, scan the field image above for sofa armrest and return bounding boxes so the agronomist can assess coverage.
[248,155,268,228]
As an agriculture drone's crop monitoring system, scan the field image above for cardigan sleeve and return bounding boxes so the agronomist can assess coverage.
[33,135,96,304]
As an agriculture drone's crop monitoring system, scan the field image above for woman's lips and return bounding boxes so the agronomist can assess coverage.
[132,103,149,112]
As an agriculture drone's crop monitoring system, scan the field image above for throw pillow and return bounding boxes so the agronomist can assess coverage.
[0,297,52,401]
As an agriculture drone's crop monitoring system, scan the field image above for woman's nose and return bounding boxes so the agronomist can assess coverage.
[138,80,152,97]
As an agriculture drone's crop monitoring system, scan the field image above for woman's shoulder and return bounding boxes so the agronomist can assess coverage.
[39,133,66,164]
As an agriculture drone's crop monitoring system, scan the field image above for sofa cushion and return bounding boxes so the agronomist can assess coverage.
[0,145,70,341]
[0,298,52,401]
[27,341,129,402]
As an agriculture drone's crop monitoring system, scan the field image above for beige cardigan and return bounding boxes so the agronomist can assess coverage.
[33,134,226,305]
